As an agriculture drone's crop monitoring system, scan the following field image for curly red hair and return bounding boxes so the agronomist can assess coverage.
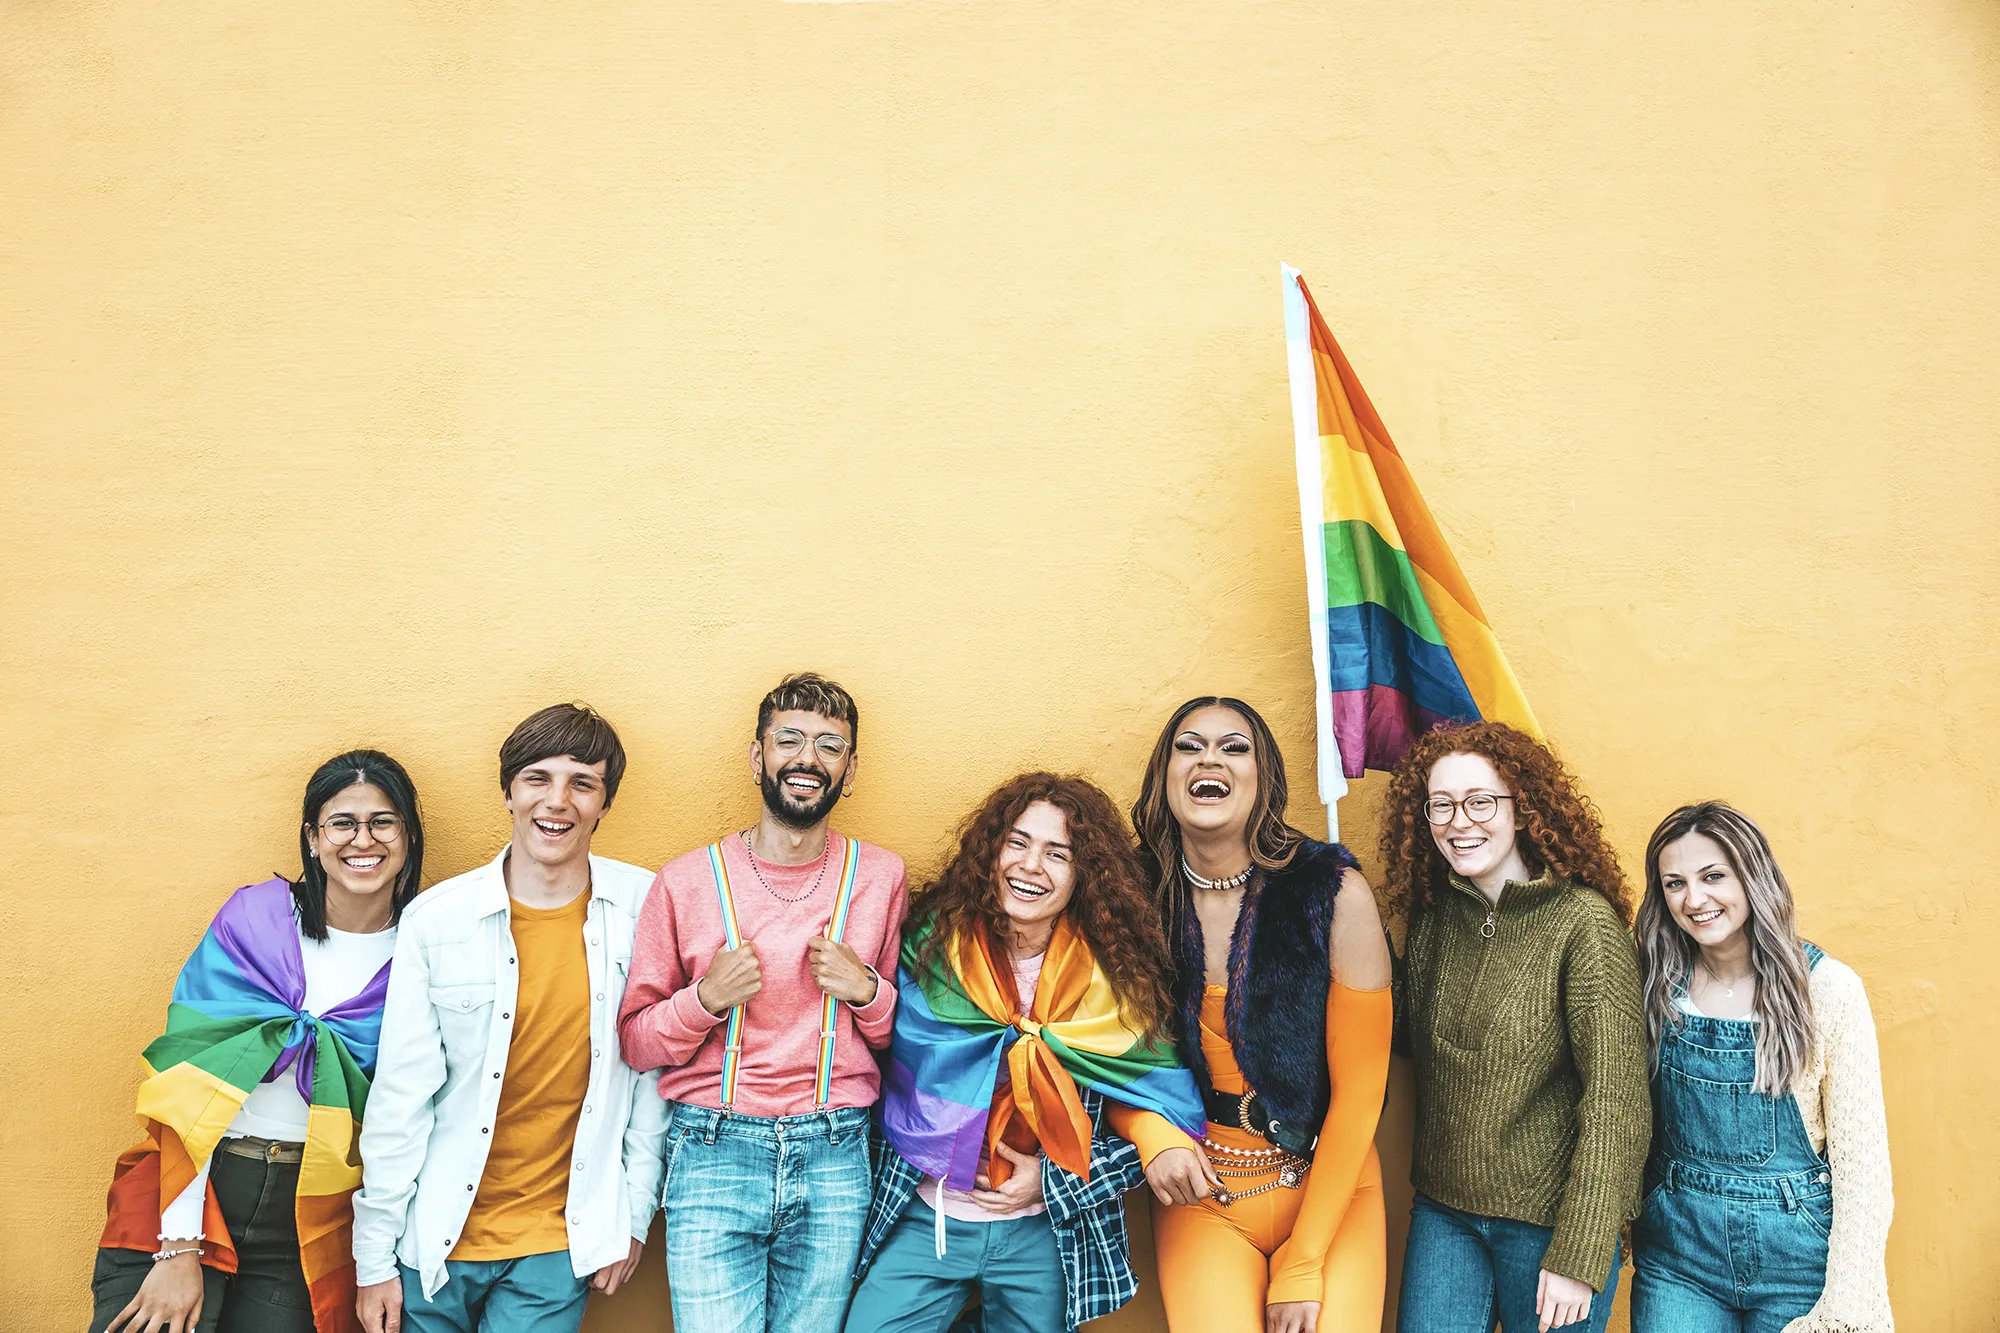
[908,772,1174,1042]
[1378,722,1631,923]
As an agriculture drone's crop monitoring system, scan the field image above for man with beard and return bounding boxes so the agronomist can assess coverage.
[618,672,908,1333]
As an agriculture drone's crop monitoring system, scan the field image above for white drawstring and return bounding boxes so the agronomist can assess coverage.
[933,1189,949,1258]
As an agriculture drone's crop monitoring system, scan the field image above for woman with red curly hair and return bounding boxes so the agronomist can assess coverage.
[1133,697,1395,1333]
[842,773,1209,1333]
[1382,721,1650,1333]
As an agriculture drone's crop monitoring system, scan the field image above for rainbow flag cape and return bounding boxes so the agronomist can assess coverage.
[99,878,390,1333]
[1281,264,1539,802]
[880,917,1204,1189]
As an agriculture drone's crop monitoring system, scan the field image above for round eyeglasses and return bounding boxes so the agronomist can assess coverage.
[1423,793,1514,826]
[317,814,406,845]
[766,728,851,762]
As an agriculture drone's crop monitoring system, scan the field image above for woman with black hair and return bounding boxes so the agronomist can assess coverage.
[90,750,425,1333]
[1133,697,1395,1333]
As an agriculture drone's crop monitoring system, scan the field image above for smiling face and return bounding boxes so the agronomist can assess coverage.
[505,754,609,871]
[1425,751,1525,882]
[1163,705,1259,845]
[751,707,855,830]
[1658,830,1751,952]
[308,781,409,907]
[996,799,1076,949]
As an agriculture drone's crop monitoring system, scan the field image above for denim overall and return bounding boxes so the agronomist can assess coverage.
[1631,943,1832,1333]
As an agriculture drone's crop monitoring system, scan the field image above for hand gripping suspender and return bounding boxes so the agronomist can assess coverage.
[707,834,864,1112]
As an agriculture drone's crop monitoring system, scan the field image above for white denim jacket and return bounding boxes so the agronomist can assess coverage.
[352,848,669,1297]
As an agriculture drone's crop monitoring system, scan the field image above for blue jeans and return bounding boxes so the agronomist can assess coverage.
[663,1102,873,1333]
[1631,1162,1831,1333]
[398,1252,588,1333]
[842,1199,1066,1333]
[1396,1194,1622,1333]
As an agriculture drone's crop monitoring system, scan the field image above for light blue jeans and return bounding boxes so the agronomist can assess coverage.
[842,1199,1066,1333]
[663,1102,873,1333]
[1396,1193,1622,1333]
[398,1252,588,1333]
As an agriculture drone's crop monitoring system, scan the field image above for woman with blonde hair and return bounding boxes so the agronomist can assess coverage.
[1382,721,1649,1333]
[1631,801,1893,1332]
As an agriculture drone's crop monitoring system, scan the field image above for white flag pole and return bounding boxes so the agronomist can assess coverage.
[1281,263,1348,842]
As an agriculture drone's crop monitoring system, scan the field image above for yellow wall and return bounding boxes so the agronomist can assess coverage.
[6,1,1996,1328]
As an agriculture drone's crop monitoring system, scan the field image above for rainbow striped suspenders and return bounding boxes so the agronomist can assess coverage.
[706,834,864,1112]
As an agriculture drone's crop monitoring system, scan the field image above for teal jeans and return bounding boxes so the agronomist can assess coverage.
[842,1199,1065,1333]
[398,1252,588,1333]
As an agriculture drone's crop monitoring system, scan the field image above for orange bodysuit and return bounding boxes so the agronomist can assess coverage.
[1117,979,1392,1331]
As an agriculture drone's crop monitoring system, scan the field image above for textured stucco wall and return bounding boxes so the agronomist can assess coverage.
[4,2,1997,1329]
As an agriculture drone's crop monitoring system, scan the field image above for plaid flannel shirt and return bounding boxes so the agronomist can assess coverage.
[857,1088,1148,1332]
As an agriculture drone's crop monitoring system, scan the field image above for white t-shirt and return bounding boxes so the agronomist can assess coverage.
[158,918,396,1241]
[917,948,1049,1224]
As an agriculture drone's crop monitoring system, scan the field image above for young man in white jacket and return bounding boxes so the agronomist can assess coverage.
[353,703,668,1333]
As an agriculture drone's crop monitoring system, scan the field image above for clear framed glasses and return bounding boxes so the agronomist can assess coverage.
[317,813,405,845]
[767,728,851,762]
[1423,793,1514,826]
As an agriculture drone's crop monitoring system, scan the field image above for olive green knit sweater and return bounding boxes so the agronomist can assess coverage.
[1396,872,1651,1289]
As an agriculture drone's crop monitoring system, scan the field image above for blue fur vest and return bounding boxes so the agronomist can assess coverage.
[1169,838,1357,1159]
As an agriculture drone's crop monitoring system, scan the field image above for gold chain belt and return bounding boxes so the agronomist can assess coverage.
[1203,1136,1307,1206]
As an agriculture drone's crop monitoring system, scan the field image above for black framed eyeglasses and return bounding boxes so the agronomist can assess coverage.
[317,814,405,845]
[1423,793,1514,826]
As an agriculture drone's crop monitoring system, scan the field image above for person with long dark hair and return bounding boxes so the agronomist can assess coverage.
[91,749,424,1333]
[1380,721,1649,1333]
[1631,802,1893,1333]
[843,772,1208,1333]
[1133,697,1395,1333]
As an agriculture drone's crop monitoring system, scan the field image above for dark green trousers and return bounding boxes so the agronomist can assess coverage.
[90,1150,317,1333]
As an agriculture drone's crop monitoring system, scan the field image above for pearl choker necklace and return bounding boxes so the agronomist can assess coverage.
[1181,857,1254,891]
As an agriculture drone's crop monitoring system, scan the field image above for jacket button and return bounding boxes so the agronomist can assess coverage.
[596,993,605,1002]
[466,1184,474,1191]
[584,1106,593,1114]
[502,1013,510,1020]
[493,1072,501,1079]
[482,1127,489,1134]
[575,1161,585,1171]
[461,1000,471,1008]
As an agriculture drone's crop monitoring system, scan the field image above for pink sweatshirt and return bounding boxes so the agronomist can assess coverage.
[618,832,909,1117]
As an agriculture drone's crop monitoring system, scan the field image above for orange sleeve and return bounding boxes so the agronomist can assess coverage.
[1105,1105,1201,1169]
[1266,980,1393,1306]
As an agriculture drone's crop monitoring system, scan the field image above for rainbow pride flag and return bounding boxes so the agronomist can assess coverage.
[1281,265,1539,804]
[99,878,389,1333]
[880,919,1204,1189]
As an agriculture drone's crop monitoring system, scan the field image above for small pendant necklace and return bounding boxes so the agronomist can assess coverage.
[1700,959,1750,998]
[741,828,833,904]
[1181,856,1254,892]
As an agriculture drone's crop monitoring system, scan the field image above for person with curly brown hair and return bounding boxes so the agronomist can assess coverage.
[843,773,1210,1333]
[1133,696,1395,1333]
[1381,721,1650,1333]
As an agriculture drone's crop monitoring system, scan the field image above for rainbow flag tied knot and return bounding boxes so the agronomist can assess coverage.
[1282,265,1540,794]
[99,878,390,1333]
[880,917,1205,1190]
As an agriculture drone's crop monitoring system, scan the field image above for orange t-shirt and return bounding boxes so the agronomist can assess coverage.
[454,892,593,1260]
